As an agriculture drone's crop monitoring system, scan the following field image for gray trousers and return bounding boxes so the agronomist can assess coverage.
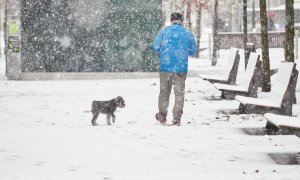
[158,72,187,120]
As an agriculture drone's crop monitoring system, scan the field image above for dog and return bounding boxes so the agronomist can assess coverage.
[91,96,125,126]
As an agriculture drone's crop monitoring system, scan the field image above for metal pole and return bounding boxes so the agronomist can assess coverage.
[212,0,218,66]
[0,7,2,57]
[286,0,295,62]
[296,30,298,60]
[209,33,212,61]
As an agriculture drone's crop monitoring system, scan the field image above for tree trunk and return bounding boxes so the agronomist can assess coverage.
[170,0,175,13]
[252,0,256,30]
[231,2,241,32]
[285,0,294,62]
[243,0,247,69]
[259,0,271,92]
[228,1,233,32]
[161,0,166,24]
[212,0,218,66]
[186,1,192,29]
[196,2,202,58]
[179,0,185,21]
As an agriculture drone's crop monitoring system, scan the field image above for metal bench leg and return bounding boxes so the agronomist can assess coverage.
[221,91,225,99]
[239,103,246,114]
[265,121,279,135]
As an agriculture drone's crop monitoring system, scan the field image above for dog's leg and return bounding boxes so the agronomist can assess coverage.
[106,114,111,125]
[91,112,100,126]
[112,114,116,123]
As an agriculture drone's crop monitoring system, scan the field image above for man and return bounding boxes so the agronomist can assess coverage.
[152,12,197,126]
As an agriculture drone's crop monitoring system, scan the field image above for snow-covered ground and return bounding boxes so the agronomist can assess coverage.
[0,49,300,180]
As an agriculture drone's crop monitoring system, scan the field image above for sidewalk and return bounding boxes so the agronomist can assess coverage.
[0,56,6,80]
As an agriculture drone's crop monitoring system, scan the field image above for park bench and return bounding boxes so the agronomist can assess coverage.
[264,113,300,137]
[213,52,261,99]
[236,62,298,116]
[199,48,240,85]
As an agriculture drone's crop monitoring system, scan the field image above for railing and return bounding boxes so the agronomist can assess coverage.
[216,31,286,49]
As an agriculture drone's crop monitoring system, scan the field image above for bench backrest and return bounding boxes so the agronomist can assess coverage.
[240,52,260,88]
[270,62,297,105]
[223,48,240,82]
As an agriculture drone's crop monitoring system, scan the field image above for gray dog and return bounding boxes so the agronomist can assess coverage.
[91,96,125,126]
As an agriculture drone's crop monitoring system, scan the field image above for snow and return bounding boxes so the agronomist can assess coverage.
[54,36,72,49]
[265,113,300,129]
[199,74,228,81]
[1,48,300,180]
[235,95,281,108]
[71,0,107,30]
[214,83,248,92]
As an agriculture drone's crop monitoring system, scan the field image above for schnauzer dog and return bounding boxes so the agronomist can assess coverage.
[91,96,125,126]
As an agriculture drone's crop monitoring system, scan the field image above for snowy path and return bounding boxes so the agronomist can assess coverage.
[1,50,300,179]
[0,76,300,180]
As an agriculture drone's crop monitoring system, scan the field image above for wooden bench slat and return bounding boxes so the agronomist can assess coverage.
[236,62,298,116]
[213,52,261,99]
[199,48,239,84]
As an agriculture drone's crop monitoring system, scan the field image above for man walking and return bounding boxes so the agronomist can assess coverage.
[152,12,197,126]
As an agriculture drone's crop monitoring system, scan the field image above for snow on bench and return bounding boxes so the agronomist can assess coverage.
[199,48,240,84]
[236,62,298,116]
[213,52,261,99]
[264,113,300,136]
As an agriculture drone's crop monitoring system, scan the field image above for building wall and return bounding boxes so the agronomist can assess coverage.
[6,0,22,80]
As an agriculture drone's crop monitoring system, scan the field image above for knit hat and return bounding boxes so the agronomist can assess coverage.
[170,12,183,22]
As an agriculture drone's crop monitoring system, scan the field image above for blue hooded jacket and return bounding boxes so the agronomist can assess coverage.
[152,22,197,72]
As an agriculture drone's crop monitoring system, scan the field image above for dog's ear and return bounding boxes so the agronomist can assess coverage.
[116,96,123,101]
[114,96,122,103]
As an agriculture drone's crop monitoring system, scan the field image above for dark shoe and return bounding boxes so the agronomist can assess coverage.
[172,119,181,126]
[155,113,166,125]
